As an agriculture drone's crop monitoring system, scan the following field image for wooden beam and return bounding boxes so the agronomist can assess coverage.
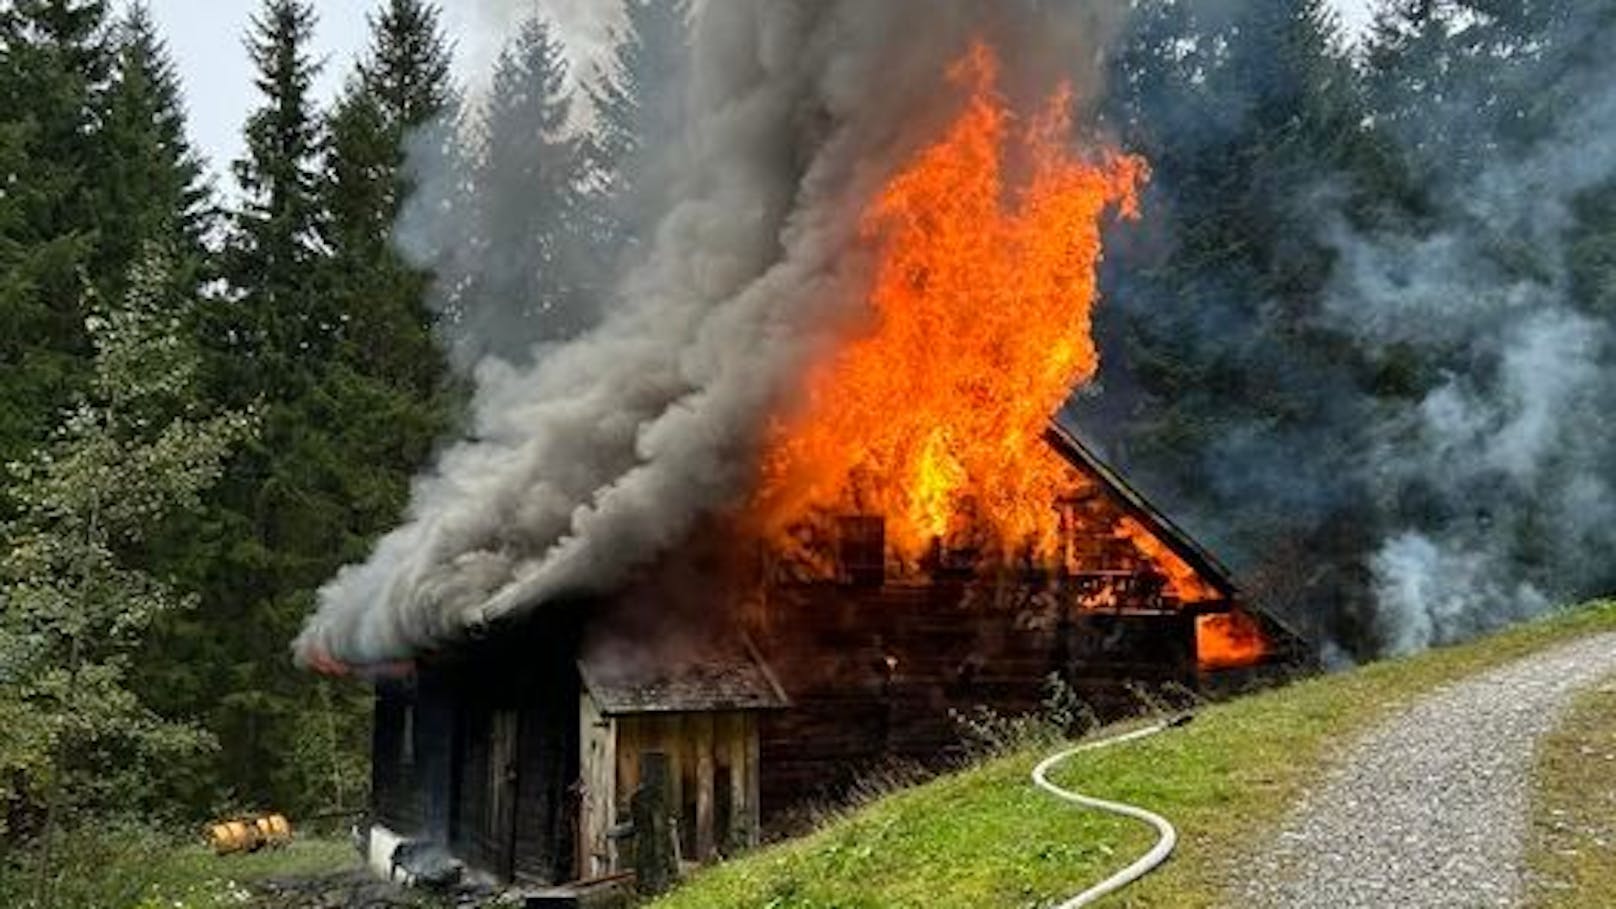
[617,717,641,815]
[578,692,616,878]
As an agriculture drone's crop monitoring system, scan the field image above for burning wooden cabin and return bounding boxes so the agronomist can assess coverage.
[364,424,1306,889]
[354,42,1312,892]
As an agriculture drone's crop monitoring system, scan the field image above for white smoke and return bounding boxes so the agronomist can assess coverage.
[1322,61,1616,653]
[297,1,1126,665]
[445,0,624,94]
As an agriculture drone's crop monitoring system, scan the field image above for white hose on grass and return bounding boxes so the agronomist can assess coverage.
[1032,719,1183,908]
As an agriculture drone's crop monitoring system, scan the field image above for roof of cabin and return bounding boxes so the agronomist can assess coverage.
[577,632,790,716]
[1045,422,1241,601]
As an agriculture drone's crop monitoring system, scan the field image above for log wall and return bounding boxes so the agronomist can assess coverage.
[752,580,1196,820]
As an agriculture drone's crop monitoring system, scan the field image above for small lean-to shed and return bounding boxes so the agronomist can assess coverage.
[575,634,788,879]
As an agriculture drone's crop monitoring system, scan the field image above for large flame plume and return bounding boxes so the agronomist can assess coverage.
[754,44,1146,565]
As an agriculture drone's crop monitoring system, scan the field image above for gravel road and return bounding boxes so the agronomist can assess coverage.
[1241,631,1616,908]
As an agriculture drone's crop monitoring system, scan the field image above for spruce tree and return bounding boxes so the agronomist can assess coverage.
[322,0,453,392]
[0,0,112,470]
[458,16,594,357]
[218,0,325,402]
[359,0,453,131]
[176,0,337,811]
[1094,0,1384,650]
[97,2,212,297]
[160,0,460,815]
[587,0,691,259]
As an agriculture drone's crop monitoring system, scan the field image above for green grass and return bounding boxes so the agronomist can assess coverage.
[1,830,359,909]
[653,601,1616,909]
[1527,676,1616,908]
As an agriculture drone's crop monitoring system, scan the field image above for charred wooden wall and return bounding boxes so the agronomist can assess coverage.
[751,580,1195,821]
[370,617,582,887]
[444,625,580,885]
[371,683,420,833]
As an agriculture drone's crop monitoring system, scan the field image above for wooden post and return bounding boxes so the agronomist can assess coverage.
[744,714,761,847]
[632,751,677,896]
[694,715,715,861]
[579,693,617,877]
[724,715,750,851]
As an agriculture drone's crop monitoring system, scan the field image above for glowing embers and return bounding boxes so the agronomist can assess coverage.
[753,41,1146,567]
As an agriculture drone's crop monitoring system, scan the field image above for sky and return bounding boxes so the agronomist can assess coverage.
[144,0,1378,188]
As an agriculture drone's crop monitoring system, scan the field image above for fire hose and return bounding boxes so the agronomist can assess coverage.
[1032,715,1191,908]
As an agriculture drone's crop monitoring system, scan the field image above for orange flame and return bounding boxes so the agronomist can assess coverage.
[749,42,1269,673]
[305,647,416,681]
[1114,516,1220,604]
[1197,612,1271,672]
[756,43,1146,563]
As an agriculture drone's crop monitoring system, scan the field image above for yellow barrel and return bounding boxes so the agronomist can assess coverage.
[255,813,294,848]
[207,820,258,855]
[206,813,294,855]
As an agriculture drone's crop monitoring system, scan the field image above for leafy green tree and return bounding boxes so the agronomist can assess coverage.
[0,251,252,904]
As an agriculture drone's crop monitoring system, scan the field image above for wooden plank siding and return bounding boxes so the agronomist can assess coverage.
[600,712,763,871]
[578,692,617,879]
[370,686,422,834]
[752,581,1197,821]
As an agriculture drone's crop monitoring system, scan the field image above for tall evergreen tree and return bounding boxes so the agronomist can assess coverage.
[217,0,325,402]
[96,2,211,296]
[151,0,461,816]
[1092,0,1386,649]
[322,0,453,392]
[587,0,690,259]
[455,16,595,357]
[0,0,112,470]
[172,0,338,812]
[358,0,453,130]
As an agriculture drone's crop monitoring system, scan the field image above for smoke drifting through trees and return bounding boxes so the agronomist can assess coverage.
[1086,0,1616,658]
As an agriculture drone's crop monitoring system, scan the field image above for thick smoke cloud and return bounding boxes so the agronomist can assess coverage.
[298,1,1126,665]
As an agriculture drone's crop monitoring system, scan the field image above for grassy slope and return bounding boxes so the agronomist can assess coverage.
[654,601,1616,909]
[0,834,358,909]
[1527,677,1616,908]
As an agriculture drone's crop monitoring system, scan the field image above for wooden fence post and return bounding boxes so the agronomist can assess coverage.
[632,751,677,896]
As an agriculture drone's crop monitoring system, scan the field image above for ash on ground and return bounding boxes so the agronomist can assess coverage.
[250,870,494,909]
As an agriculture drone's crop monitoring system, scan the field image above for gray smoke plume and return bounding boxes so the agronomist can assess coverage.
[1325,68,1616,654]
[1083,2,1616,659]
[297,1,1127,666]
